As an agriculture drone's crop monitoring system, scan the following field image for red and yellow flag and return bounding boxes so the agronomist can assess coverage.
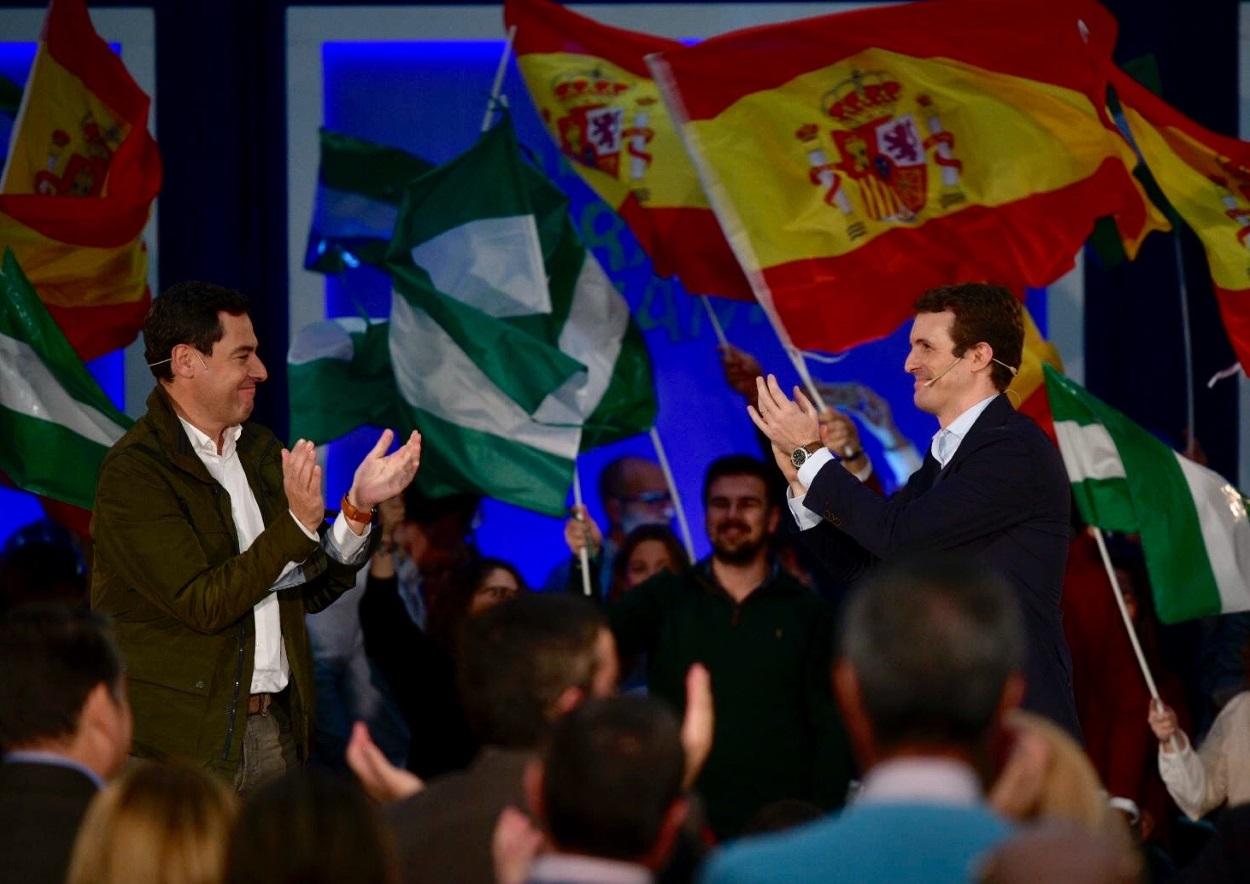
[1112,68,1250,374]
[0,0,161,361]
[648,0,1164,354]
[1008,305,1065,442]
[504,0,751,301]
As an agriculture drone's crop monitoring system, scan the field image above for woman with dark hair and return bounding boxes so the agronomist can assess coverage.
[225,770,397,884]
[607,524,690,603]
[361,550,527,780]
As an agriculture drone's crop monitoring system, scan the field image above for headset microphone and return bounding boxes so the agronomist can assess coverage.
[923,357,963,388]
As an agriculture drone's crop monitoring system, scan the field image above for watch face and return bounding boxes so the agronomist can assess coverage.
[791,447,807,468]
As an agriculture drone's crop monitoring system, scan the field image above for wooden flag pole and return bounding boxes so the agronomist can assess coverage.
[571,466,593,598]
[649,426,696,561]
[481,25,518,133]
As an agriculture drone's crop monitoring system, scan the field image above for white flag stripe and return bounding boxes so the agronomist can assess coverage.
[0,333,125,447]
[389,294,581,460]
[1174,452,1250,615]
[286,318,371,366]
[1053,420,1127,483]
[410,215,551,319]
[534,256,629,426]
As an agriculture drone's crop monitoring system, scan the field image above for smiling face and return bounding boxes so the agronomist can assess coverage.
[177,311,268,437]
[705,474,778,566]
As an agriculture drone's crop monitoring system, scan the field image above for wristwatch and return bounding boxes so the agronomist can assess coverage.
[841,444,865,462]
[339,493,376,524]
[790,441,824,469]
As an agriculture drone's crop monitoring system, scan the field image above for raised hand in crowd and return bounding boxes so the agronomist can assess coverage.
[818,409,869,476]
[563,504,603,558]
[282,439,325,534]
[681,663,714,790]
[345,721,425,803]
[719,343,765,407]
[492,806,547,884]
[1147,699,1185,749]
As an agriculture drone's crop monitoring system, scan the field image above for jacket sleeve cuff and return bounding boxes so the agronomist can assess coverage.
[787,487,823,531]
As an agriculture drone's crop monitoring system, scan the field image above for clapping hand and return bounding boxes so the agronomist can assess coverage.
[347,429,422,516]
[748,374,822,453]
[282,439,325,533]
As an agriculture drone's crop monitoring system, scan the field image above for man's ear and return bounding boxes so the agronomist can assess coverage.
[523,759,546,821]
[997,672,1026,720]
[833,660,877,769]
[643,796,690,871]
[766,504,781,535]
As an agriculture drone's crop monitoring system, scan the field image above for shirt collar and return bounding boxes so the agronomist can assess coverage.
[177,415,242,459]
[930,394,998,467]
[3,750,106,790]
[856,757,983,808]
[527,854,653,884]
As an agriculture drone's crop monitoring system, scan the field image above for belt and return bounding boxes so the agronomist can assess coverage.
[247,693,275,716]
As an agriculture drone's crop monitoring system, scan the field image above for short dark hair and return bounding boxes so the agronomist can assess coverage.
[839,555,1024,750]
[542,697,684,861]
[458,594,607,749]
[0,605,124,748]
[702,454,778,509]
[914,283,1023,391]
[225,770,396,884]
[143,281,251,381]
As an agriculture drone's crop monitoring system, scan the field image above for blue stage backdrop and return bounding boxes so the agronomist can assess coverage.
[307,37,1049,588]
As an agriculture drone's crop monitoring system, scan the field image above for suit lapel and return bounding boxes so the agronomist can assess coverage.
[939,394,1011,478]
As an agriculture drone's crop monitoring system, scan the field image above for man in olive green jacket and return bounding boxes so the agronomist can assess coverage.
[92,282,421,788]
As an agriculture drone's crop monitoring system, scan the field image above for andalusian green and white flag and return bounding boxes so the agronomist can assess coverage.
[385,119,655,515]
[303,129,433,274]
[0,249,131,509]
[1044,365,1250,623]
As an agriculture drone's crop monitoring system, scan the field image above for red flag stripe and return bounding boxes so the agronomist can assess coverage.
[46,290,151,363]
[506,0,681,79]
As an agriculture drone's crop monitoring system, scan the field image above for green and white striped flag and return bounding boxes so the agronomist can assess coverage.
[1044,365,1250,623]
[303,129,433,274]
[384,119,655,515]
[0,249,132,509]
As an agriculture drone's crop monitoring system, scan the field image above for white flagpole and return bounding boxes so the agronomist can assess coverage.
[571,467,594,598]
[700,296,729,348]
[1172,233,1196,443]
[481,25,518,134]
[649,427,696,561]
[1090,527,1180,752]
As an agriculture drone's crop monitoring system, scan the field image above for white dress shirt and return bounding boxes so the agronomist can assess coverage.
[787,394,998,530]
[178,418,369,693]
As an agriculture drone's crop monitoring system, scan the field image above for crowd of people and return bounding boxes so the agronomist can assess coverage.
[2,280,1249,883]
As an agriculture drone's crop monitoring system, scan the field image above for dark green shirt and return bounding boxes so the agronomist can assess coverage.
[608,560,853,838]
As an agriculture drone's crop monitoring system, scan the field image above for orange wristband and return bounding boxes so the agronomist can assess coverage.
[340,493,374,524]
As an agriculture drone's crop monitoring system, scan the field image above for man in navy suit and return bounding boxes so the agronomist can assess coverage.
[749,282,1078,736]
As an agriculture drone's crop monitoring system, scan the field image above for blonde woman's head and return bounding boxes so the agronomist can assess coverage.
[67,761,235,884]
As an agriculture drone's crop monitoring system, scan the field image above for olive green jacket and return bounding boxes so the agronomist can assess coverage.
[91,387,363,778]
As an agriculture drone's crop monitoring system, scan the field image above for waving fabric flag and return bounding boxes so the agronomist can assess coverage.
[1044,366,1250,623]
[0,249,131,510]
[386,120,655,514]
[303,129,433,274]
[0,0,161,361]
[291,121,656,515]
[1111,68,1250,373]
[648,0,1163,354]
[1006,305,1065,441]
[505,0,752,301]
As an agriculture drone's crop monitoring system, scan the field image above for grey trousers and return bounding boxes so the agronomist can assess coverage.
[233,700,297,796]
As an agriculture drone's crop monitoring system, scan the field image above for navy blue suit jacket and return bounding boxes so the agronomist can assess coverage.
[801,394,1079,736]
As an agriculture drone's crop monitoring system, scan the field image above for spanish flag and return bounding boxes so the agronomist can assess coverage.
[504,0,752,301]
[1008,304,1065,442]
[1112,68,1250,374]
[648,0,1162,354]
[0,0,161,361]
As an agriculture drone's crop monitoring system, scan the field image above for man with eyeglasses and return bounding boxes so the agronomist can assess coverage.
[543,455,674,595]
